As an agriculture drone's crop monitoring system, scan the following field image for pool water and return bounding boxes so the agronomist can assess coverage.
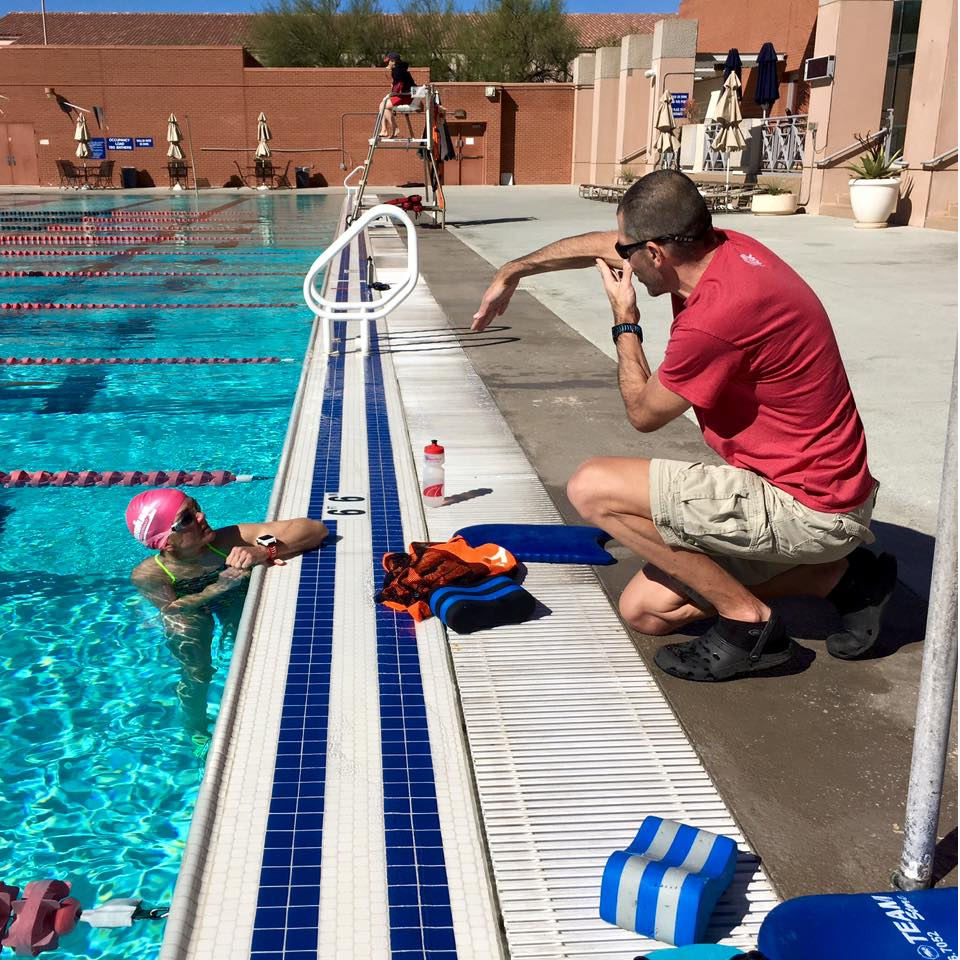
[0,192,338,958]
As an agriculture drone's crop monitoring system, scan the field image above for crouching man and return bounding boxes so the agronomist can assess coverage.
[472,170,896,681]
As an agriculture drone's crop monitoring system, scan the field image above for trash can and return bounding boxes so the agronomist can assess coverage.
[295,166,311,189]
[120,167,138,189]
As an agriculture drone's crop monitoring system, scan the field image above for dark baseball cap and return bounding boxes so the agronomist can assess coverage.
[384,52,400,62]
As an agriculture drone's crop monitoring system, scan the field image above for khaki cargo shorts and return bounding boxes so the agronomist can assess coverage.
[649,459,878,586]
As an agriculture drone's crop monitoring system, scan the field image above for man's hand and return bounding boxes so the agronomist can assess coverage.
[472,271,519,332]
[596,258,639,325]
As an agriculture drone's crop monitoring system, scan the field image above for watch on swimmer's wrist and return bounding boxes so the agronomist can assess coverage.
[256,534,279,565]
[611,322,643,345]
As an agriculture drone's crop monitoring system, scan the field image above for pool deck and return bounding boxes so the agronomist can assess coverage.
[413,186,959,897]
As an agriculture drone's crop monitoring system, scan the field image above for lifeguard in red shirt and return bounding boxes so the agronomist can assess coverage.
[472,170,896,682]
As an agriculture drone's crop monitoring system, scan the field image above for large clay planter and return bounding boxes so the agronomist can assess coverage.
[751,193,798,216]
[848,178,900,228]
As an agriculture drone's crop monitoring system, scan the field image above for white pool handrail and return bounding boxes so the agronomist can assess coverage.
[342,164,365,204]
[303,203,418,356]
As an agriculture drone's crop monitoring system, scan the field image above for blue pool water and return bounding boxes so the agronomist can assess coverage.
[0,192,338,958]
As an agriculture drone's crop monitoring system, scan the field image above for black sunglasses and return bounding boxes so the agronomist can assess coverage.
[170,503,199,533]
[614,232,702,261]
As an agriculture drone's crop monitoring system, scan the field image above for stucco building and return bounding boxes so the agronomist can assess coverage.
[0,2,954,228]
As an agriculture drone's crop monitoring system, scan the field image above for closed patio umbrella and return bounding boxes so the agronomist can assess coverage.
[755,42,781,119]
[255,112,272,160]
[653,91,680,169]
[722,48,743,92]
[711,71,745,189]
[167,113,184,161]
[74,112,90,159]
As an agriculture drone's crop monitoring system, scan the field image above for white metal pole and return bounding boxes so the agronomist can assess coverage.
[894,352,958,890]
[40,0,48,45]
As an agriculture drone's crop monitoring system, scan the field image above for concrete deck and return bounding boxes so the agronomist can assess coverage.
[409,185,958,899]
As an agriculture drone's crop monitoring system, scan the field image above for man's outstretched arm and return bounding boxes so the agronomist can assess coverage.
[472,230,620,331]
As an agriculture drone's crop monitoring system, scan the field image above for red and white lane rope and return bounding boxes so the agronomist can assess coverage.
[0,270,300,277]
[1,470,261,488]
[1,302,300,310]
[2,356,293,365]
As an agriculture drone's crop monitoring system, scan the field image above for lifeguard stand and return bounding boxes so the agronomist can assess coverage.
[349,84,446,229]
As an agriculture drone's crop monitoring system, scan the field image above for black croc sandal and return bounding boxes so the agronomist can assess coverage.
[654,612,796,682]
[826,550,898,660]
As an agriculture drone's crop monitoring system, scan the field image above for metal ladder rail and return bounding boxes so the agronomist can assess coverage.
[350,103,388,223]
[303,204,418,357]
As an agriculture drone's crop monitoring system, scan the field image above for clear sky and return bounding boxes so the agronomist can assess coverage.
[27,0,680,14]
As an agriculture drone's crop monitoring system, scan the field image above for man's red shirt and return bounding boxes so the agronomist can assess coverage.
[658,230,874,512]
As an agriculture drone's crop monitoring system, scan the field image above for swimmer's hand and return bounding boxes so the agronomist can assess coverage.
[472,270,519,332]
[224,545,286,570]
[218,565,251,584]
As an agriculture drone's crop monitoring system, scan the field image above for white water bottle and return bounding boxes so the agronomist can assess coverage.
[422,440,445,508]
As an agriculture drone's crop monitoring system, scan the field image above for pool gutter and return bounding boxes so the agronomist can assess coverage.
[156,197,341,960]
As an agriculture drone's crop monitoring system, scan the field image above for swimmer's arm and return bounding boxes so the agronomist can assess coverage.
[131,564,249,614]
[472,231,620,332]
[218,518,329,569]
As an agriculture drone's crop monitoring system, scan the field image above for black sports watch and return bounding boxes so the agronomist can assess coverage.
[611,322,643,345]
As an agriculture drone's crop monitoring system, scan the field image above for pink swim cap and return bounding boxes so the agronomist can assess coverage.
[125,488,188,550]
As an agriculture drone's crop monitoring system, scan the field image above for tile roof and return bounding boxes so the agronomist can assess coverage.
[0,12,253,46]
[0,10,671,51]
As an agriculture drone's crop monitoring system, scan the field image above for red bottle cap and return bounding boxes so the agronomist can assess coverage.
[424,440,444,454]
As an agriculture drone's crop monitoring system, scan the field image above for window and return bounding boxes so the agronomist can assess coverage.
[881,0,922,156]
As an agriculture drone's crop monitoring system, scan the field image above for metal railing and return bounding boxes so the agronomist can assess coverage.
[761,115,807,172]
[816,127,888,169]
[303,204,418,357]
[618,145,647,165]
[921,147,958,170]
[342,164,364,204]
[702,121,727,171]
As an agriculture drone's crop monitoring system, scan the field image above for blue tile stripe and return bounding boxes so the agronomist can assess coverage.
[360,229,459,960]
[249,239,349,960]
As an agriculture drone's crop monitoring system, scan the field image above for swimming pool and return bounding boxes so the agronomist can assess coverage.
[0,192,338,959]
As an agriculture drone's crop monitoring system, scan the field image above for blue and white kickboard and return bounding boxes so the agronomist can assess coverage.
[599,816,738,946]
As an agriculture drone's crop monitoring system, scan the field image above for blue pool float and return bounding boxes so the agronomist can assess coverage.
[600,816,738,946]
[429,574,536,633]
[757,887,958,960]
[454,523,615,565]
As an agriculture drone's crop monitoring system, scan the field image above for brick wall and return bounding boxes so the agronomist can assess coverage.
[0,45,575,189]
[434,83,574,185]
[0,46,430,188]
[503,85,574,185]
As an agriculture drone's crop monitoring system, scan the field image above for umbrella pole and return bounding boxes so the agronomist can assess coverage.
[185,114,200,205]
[894,352,958,891]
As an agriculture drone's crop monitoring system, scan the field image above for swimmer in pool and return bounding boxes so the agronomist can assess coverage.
[127,488,328,740]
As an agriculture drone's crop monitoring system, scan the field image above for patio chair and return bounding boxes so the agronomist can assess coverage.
[88,160,115,189]
[272,159,292,189]
[167,160,189,188]
[56,159,84,189]
[232,159,252,188]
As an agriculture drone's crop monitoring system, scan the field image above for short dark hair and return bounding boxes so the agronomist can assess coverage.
[617,170,713,259]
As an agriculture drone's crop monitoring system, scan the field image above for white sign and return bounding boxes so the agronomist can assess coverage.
[464,137,475,145]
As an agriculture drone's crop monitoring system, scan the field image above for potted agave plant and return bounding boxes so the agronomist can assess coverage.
[751,181,798,216]
[846,133,902,228]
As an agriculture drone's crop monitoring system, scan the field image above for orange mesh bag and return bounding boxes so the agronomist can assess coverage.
[376,536,517,621]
